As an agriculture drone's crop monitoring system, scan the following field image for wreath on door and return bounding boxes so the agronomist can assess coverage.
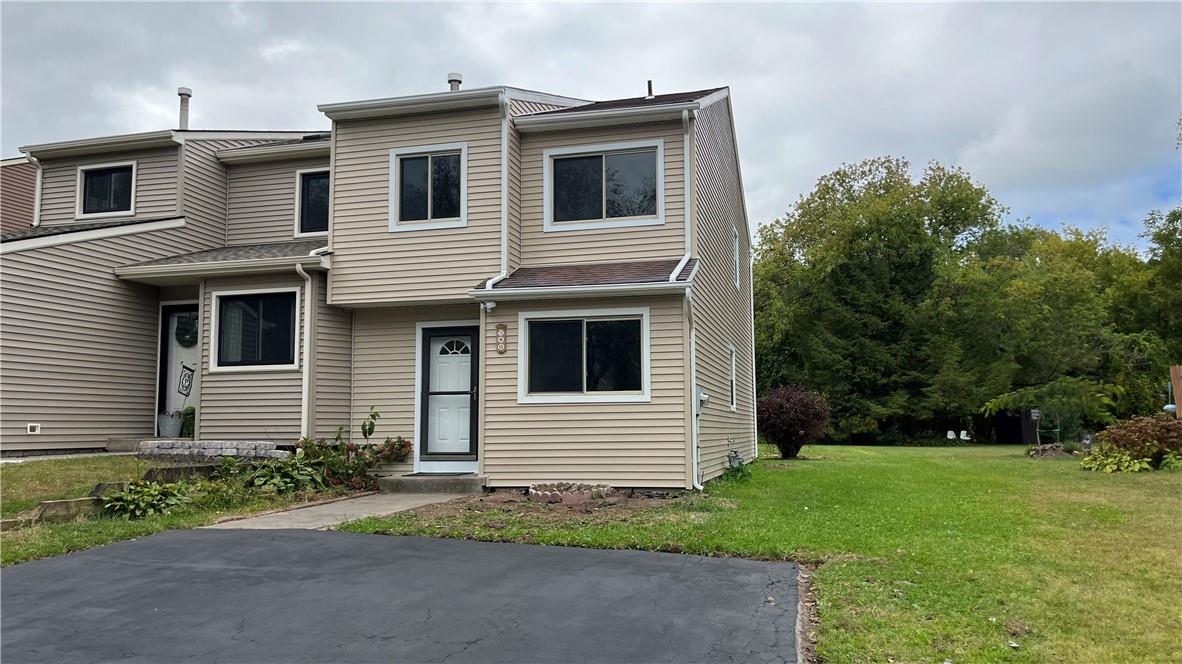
[174,314,198,348]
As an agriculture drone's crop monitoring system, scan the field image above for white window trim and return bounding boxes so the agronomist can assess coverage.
[733,226,741,290]
[388,142,468,232]
[209,286,301,374]
[729,344,738,412]
[542,139,665,232]
[75,160,136,220]
[293,168,330,238]
[517,306,651,404]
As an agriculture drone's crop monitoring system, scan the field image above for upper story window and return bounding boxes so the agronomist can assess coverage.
[518,307,651,404]
[295,170,329,237]
[212,289,299,372]
[77,161,135,219]
[543,139,665,232]
[388,142,467,232]
[733,226,741,290]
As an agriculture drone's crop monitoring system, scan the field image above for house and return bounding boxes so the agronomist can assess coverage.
[0,77,754,487]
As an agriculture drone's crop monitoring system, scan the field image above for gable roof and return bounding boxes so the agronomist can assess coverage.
[0,216,182,243]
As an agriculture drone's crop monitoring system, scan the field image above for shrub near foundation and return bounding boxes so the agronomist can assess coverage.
[1082,415,1182,472]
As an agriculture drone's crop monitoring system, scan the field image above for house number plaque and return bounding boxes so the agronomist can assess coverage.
[495,324,508,354]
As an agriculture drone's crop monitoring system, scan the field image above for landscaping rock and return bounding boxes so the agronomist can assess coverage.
[527,483,615,504]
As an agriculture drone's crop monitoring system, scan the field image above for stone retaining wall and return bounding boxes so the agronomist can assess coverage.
[139,440,291,459]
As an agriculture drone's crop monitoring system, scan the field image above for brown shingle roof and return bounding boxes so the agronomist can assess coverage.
[124,239,327,267]
[525,88,725,116]
[478,258,696,290]
[0,216,183,243]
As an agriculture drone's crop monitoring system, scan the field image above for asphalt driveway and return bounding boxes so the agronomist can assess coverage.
[1,529,798,663]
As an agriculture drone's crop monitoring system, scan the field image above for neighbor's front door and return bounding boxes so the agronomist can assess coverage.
[419,326,478,473]
[159,304,200,434]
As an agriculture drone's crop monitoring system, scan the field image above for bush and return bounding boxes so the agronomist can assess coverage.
[1080,446,1153,473]
[757,386,831,459]
[248,449,327,494]
[104,480,189,519]
[187,478,257,511]
[1093,414,1182,468]
[181,406,196,438]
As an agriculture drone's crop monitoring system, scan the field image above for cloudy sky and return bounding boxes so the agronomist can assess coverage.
[2,2,1178,246]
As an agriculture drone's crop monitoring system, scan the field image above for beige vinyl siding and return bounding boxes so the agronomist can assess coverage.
[507,126,523,270]
[482,296,689,488]
[311,272,352,437]
[198,273,305,441]
[227,158,330,246]
[508,99,569,116]
[518,122,686,267]
[330,109,503,305]
[691,100,756,481]
[1,160,37,231]
[37,147,180,226]
[180,138,271,249]
[352,304,478,473]
[0,224,230,451]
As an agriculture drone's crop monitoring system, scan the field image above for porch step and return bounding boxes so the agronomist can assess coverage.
[378,474,485,495]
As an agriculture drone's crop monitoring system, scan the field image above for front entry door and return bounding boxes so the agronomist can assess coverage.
[419,326,478,473]
[159,304,200,435]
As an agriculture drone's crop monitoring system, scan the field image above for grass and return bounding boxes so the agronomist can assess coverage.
[0,455,148,517]
[0,455,349,566]
[342,445,1182,663]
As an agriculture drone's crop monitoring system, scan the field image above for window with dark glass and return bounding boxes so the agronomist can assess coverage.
[552,150,657,223]
[399,152,461,222]
[216,292,296,367]
[299,171,329,234]
[527,318,642,394]
[82,165,133,215]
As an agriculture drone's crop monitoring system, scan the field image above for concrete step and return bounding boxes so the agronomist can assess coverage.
[106,437,157,452]
[378,474,485,495]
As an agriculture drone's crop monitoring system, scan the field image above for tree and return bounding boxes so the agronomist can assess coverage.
[757,386,831,458]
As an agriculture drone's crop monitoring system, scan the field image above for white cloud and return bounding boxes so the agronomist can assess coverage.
[2,2,1178,243]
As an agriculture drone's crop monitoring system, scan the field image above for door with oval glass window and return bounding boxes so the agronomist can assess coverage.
[419,327,478,473]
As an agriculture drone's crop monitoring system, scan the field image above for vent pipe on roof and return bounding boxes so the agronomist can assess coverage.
[447,73,463,92]
[645,80,654,100]
[177,87,192,130]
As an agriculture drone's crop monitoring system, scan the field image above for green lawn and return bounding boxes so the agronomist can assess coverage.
[342,445,1182,663]
[0,455,148,517]
[0,455,347,566]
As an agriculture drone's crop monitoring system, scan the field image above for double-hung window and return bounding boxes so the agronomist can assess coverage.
[729,345,738,411]
[543,139,664,232]
[389,142,467,231]
[733,226,742,290]
[213,290,299,371]
[77,162,135,218]
[519,307,651,403]
[295,170,329,236]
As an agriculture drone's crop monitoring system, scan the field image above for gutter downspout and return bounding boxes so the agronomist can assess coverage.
[486,92,511,291]
[687,284,703,490]
[295,263,314,439]
[669,109,694,282]
[28,155,42,227]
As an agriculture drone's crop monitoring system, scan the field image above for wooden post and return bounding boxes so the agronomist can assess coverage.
[1171,366,1182,420]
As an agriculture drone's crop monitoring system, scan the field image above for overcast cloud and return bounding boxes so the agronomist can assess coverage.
[2,2,1178,246]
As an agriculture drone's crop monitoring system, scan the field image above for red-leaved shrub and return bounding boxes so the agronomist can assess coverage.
[1095,414,1182,467]
[757,386,831,459]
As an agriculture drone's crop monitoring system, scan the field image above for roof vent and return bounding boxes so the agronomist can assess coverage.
[447,73,463,92]
[177,87,192,130]
[645,80,654,100]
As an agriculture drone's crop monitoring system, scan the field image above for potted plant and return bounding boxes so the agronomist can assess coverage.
[158,410,184,438]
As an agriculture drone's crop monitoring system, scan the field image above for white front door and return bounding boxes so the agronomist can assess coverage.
[159,305,200,433]
[418,327,478,474]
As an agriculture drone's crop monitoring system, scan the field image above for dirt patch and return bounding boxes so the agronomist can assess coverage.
[796,564,820,664]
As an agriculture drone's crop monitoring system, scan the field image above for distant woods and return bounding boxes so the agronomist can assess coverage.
[754,157,1180,443]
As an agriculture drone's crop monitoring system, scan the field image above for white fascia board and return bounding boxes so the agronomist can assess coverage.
[116,254,328,281]
[514,104,699,133]
[216,142,331,164]
[468,280,689,301]
[0,217,186,255]
[318,87,505,120]
[20,130,180,160]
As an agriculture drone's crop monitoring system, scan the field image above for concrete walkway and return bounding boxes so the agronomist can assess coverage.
[203,492,462,530]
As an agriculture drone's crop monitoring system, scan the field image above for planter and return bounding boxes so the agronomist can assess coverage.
[158,413,183,438]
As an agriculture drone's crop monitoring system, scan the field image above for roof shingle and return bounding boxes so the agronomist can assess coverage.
[124,239,328,268]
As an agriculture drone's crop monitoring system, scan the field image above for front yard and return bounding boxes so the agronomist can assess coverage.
[343,445,1182,663]
[0,455,347,566]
